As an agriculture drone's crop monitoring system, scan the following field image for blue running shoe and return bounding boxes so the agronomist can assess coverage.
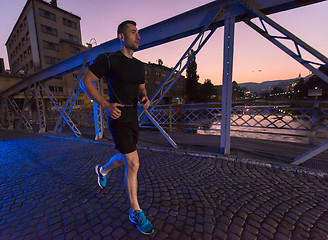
[129,209,154,235]
[95,165,108,188]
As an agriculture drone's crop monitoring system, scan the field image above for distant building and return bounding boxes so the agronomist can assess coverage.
[214,85,222,101]
[5,0,88,107]
[144,63,185,104]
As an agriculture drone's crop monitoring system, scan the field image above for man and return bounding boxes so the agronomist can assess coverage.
[81,20,154,235]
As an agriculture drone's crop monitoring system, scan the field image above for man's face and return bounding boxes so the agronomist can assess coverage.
[120,23,140,51]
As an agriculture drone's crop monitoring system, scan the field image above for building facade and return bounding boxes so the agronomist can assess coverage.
[144,63,185,104]
[5,0,87,105]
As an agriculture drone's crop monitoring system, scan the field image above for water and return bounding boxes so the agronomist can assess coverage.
[197,113,327,144]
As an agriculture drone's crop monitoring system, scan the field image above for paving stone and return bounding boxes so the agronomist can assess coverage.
[169,229,181,239]
[81,229,94,239]
[227,232,242,240]
[163,224,174,233]
[111,227,126,239]
[65,230,78,239]
[100,226,113,237]
[229,223,243,237]
[241,230,257,240]
[184,225,194,235]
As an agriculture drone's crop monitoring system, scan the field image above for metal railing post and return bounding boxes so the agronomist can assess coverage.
[309,99,319,145]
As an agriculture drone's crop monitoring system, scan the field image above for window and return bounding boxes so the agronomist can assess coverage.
[24,17,27,26]
[48,86,64,93]
[63,18,77,29]
[29,60,33,68]
[41,25,57,36]
[77,100,84,105]
[64,33,78,43]
[70,46,80,54]
[45,56,60,65]
[26,32,29,40]
[39,8,56,21]
[28,46,31,54]
[22,37,26,45]
[156,72,160,77]
[145,70,148,75]
[43,40,59,51]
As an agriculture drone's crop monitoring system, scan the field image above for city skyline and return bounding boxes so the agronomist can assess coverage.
[0,0,327,85]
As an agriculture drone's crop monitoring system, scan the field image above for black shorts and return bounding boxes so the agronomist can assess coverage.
[109,121,139,154]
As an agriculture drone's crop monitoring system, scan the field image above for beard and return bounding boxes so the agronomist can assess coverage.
[123,41,139,51]
[131,45,139,51]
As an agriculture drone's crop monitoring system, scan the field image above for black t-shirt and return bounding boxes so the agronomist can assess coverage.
[89,51,145,123]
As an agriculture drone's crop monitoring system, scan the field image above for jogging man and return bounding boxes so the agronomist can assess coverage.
[81,20,154,235]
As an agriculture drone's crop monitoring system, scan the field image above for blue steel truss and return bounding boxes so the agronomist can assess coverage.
[0,0,327,163]
[239,0,328,83]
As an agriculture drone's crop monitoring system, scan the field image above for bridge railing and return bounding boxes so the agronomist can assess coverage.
[3,100,326,144]
[138,100,328,143]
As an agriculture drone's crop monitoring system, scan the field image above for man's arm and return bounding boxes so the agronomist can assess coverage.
[139,83,150,110]
[81,69,124,119]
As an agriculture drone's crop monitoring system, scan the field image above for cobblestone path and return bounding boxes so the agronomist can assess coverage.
[0,130,327,239]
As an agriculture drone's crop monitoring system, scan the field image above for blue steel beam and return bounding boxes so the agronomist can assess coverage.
[0,0,325,99]
[220,17,235,155]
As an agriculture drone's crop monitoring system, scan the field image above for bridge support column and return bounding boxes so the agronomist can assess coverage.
[220,17,235,155]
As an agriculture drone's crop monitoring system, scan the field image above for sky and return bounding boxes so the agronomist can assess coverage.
[0,0,327,85]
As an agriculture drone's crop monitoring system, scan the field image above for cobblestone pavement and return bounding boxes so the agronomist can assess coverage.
[0,129,328,240]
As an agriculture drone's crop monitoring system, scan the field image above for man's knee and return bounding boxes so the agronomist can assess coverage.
[124,151,139,171]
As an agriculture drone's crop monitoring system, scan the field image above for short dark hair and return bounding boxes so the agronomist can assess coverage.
[117,20,136,36]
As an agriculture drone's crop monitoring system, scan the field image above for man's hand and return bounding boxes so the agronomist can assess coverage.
[139,96,150,110]
[104,102,124,119]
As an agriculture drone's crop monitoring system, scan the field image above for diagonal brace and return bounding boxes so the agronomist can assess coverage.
[239,0,328,83]
[54,55,89,134]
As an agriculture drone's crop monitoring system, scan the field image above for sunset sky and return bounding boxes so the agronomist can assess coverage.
[0,0,327,85]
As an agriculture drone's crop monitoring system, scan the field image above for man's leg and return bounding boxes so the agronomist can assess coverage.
[95,154,125,188]
[123,150,141,211]
[101,153,125,175]
[125,150,154,235]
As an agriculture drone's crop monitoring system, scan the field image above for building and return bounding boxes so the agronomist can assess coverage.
[0,74,22,94]
[0,58,5,74]
[5,0,88,107]
[144,63,185,104]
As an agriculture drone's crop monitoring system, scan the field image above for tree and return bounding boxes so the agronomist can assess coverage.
[198,79,216,102]
[157,59,163,66]
[232,81,246,100]
[185,50,199,103]
[305,66,328,99]
[271,87,284,95]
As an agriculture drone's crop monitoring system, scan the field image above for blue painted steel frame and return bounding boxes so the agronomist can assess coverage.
[220,17,235,155]
[1,0,325,99]
[0,0,326,158]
